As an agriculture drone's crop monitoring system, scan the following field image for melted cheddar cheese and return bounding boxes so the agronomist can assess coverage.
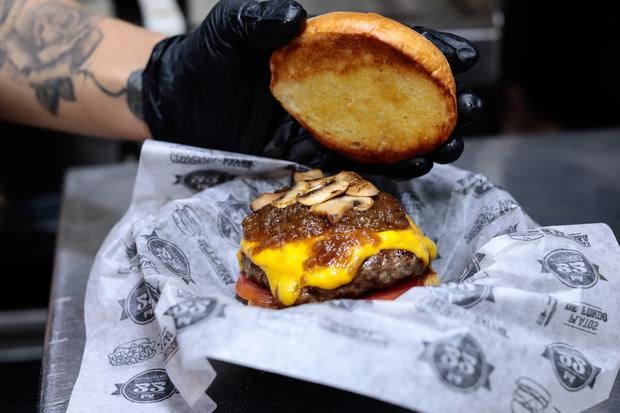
[239,218,437,306]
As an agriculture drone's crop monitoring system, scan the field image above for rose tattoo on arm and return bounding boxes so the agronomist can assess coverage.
[0,0,142,118]
[11,3,102,114]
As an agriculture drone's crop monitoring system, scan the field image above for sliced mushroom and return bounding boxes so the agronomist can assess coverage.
[298,180,349,206]
[305,171,357,190]
[351,196,374,211]
[293,169,324,182]
[251,192,284,212]
[306,175,336,191]
[334,171,362,184]
[310,196,374,224]
[346,179,379,197]
[272,181,310,208]
[258,170,379,211]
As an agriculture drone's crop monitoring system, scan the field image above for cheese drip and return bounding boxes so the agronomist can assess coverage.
[239,219,437,307]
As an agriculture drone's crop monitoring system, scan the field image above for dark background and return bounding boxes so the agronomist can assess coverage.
[0,0,616,411]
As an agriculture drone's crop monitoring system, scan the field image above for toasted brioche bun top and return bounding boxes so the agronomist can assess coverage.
[270,12,457,163]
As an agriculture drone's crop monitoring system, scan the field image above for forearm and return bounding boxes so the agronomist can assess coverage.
[0,0,164,139]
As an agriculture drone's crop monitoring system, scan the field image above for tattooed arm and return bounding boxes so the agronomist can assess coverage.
[0,0,164,139]
[0,0,479,178]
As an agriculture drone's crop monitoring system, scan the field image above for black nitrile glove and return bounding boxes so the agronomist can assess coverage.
[142,0,482,179]
[142,0,307,155]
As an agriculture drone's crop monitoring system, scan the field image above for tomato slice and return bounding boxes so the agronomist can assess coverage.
[236,272,279,308]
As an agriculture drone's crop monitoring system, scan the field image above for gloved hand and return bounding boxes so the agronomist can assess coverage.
[142,0,482,179]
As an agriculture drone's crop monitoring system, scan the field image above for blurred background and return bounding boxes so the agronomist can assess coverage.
[0,0,616,411]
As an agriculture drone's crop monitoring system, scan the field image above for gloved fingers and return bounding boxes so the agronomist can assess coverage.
[412,26,479,74]
[284,128,332,167]
[273,113,446,179]
[374,157,435,180]
[290,143,380,176]
[456,88,483,127]
[263,115,334,167]
[429,136,464,164]
[333,136,463,177]
[235,0,307,51]
[286,130,459,177]
[325,156,434,181]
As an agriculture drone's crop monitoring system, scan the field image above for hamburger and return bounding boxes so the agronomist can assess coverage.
[236,170,438,308]
[235,12,457,307]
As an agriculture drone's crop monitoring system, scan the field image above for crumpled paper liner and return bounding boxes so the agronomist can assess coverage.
[67,140,620,413]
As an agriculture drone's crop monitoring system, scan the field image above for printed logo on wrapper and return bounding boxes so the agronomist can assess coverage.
[541,228,591,247]
[174,169,235,193]
[159,326,179,363]
[420,297,509,339]
[145,231,193,284]
[172,205,204,237]
[170,147,215,165]
[510,229,545,242]
[457,173,497,198]
[537,298,609,336]
[319,319,388,347]
[511,377,559,413]
[494,223,519,238]
[120,241,157,274]
[217,196,251,245]
[458,252,486,282]
[119,280,160,325]
[542,343,600,392]
[538,249,606,288]
[328,299,368,312]
[198,239,235,285]
[108,337,157,366]
[431,282,495,309]
[169,146,255,169]
[560,302,608,336]
[112,369,177,403]
[510,228,591,247]
[421,333,494,392]
[465,200,519,243]
[164,297,218,330]
[536,296,558,327]
[239,177,267,198]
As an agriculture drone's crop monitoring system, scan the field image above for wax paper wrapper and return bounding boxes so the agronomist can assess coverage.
[67,140,620,413]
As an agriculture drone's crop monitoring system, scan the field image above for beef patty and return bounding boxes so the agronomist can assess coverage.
[241,249,426,305]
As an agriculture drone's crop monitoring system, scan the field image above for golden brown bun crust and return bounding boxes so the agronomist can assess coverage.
[271,12,457,163]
